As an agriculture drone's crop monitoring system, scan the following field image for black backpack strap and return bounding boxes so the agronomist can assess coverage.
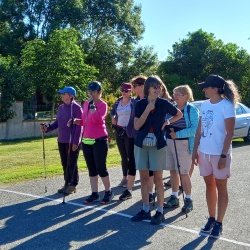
[187,104,191,122]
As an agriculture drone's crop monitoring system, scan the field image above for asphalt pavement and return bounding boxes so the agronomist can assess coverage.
[0,142,250,250]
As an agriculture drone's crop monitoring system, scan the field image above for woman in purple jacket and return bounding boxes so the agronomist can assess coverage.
[40,86,83,194]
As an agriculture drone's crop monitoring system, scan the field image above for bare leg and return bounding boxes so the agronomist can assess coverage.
[140,170,150,205]
[215,178,228,223]
[149,175,154,193]
[154,170,164,206]
[203,175,217,218]
[127,175,136,190]
[170,170,179,192]
[181,174,191,195]
[90,176,98,192]
[101,176,111,192]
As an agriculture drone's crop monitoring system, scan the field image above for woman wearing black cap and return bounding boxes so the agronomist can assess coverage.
[74,81,114,204]
[192,74,240,238]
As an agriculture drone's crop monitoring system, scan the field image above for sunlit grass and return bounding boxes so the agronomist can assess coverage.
[0,137,120,185]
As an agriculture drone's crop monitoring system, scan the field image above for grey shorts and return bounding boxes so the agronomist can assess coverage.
[134,145,167,171]
[165,138,191,174]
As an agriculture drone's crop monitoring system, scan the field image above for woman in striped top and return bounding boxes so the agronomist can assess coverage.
[164,85,199,214]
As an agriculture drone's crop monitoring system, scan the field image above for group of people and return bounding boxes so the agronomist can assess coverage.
[40,73,240,239]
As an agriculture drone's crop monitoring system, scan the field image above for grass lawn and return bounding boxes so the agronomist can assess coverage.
[0,136,248,186]
[0,136,121,185]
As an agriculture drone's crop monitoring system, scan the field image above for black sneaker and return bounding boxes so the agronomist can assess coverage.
[150,211,164,225]
[181,198,193,213]
[84,193,100,204]
[200,217,216,233]
[100,191,114,204]
[119,189,132,201]
[164,195,179,208]
[209,222,223,239]
[58,185,66,193]
[149,193,155,203]
[131,210,151,222]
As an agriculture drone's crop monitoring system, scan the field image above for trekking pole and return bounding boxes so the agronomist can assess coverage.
[62,118,74,204]
[153,185,157,207]
[41,123,47,193]
[170,128,187,218]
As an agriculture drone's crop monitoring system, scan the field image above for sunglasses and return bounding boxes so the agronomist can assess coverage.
[152,85,162,90]
[121,89,130,93]
[173,93,184,97]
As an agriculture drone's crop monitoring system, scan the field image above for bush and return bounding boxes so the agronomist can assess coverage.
[103,94,118,142]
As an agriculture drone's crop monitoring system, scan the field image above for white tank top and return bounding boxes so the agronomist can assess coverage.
[117,100,131,127]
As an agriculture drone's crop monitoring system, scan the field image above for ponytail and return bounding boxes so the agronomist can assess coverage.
[222,80,241,107]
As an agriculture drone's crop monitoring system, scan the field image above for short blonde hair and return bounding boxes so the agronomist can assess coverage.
[173,85,194,102]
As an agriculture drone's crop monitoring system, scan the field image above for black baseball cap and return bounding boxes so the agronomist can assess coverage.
[87,81,102,91]
[198,75,226,89]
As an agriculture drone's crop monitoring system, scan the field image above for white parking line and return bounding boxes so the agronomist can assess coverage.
[1,188,250,248]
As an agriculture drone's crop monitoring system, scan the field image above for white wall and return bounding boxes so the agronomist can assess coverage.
[0,102,57,140]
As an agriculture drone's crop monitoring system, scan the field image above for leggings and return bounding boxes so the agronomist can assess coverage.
[82,139,109,177]
[115,130,130,177]
[58,142,79,186]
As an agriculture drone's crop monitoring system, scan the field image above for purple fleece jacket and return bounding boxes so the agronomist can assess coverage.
[46,100,83,145]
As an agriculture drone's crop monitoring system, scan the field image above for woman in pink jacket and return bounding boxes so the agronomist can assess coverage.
[74,81,114,205]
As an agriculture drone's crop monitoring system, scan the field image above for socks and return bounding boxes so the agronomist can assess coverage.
[143,205,150,213]
[216,221,222,226]
[156,206,163,214]
[172,191,178,197]
[185,194,191,199]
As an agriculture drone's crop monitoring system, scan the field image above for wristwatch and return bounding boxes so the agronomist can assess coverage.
[220,154,227,158]
[166,119,170,125]
[90,104,96,109]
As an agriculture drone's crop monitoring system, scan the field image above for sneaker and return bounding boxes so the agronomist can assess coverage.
[84,193,100,204]
[64,185,76,194]
[164,195,179,208]
[149,193,155,204]
[122,182,128,188]
[200,217,216,233]
[150,211,164,225]
[100,191,114,204]
[164,180,171,186]
[58,185,66,193]
[119,189,132,201]
[131,209,151,222]
[118,179,127,187]
[181,198,193,213]
[209,222,223,239]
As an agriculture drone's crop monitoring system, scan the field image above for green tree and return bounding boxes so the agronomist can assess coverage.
[0,56,18,121]
[21,28,98,118]
[158,29,250,103]
[0,0,158,93]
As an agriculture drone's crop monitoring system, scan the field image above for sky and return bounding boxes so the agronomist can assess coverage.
[134,0,250,61]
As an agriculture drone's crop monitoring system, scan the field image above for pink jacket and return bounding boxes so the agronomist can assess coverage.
[80,100,108,139]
